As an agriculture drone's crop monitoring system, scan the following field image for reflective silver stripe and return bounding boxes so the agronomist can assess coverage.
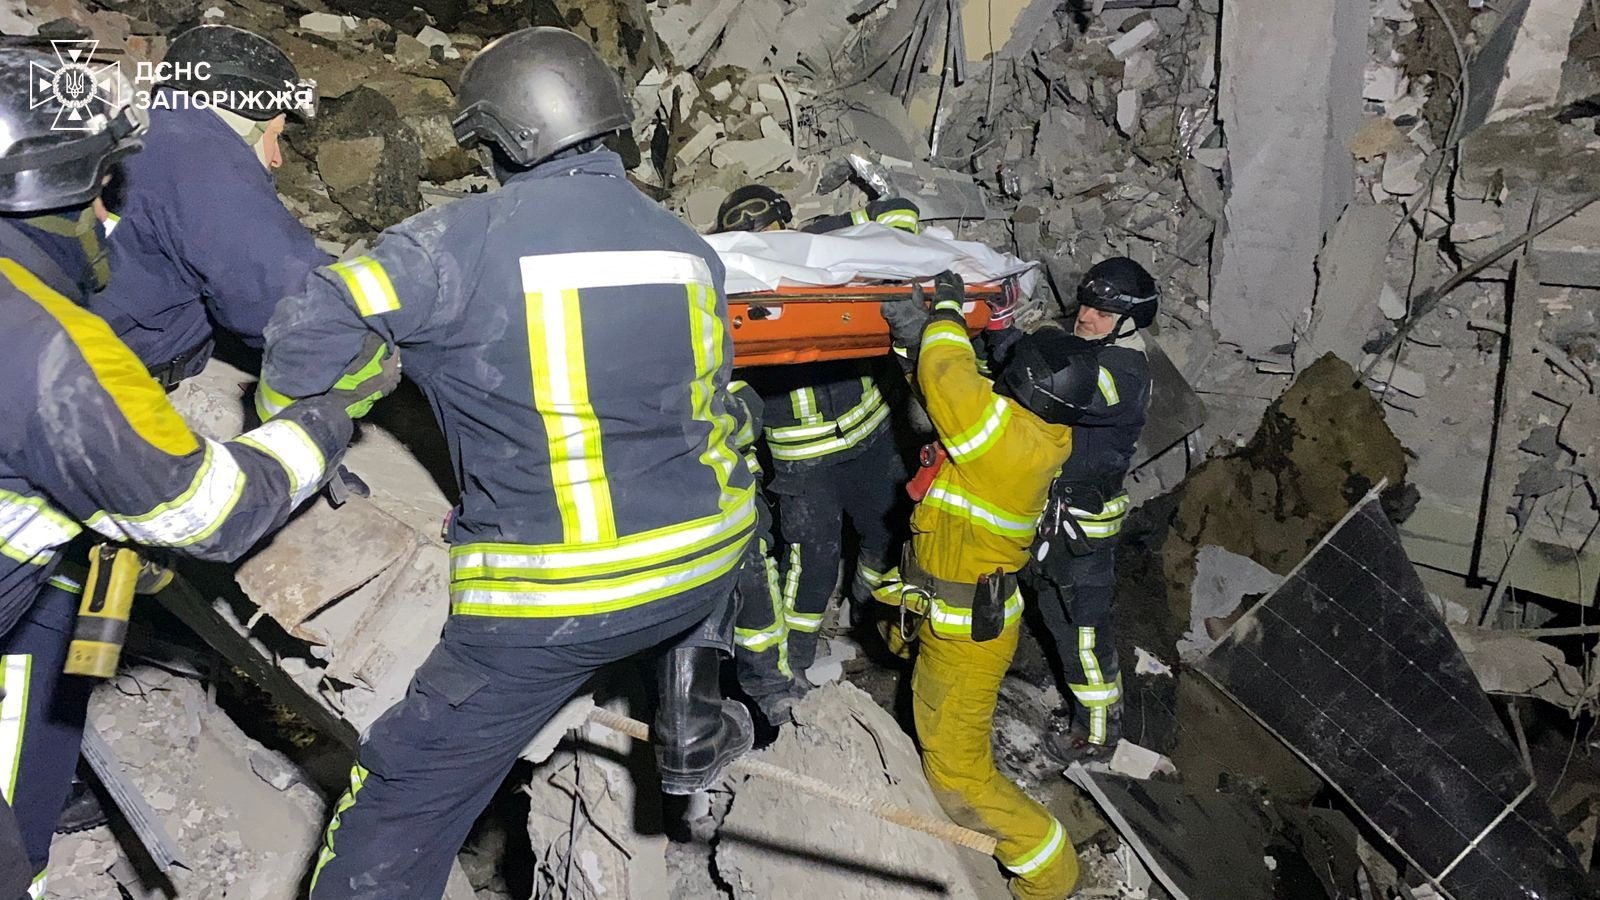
[451,537,746,615]
[769,386,885,443]
[85,440,246,547]
[925,589,1024,631]
[768,401,888,461]
[330,256,401,317]
[0,491,79,565]
[1097,366,1120,405]
[944,396,1011,463]
[452,499,754,581]
[234,420,328,508]
[0,655,30,804]
[1005,817,1066,877]
[921,321,970,352]
[924,485,1036,538]
[519,249,713,291]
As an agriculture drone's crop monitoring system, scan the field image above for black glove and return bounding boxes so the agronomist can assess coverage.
[880,297,930,351]
[933,270,965,315]
[324,333,401,419]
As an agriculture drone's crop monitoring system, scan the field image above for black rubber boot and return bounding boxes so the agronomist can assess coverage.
[655,647,754,795]
[55,777,107,834]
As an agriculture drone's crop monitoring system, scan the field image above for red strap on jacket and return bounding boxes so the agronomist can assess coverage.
[906,442,948,501]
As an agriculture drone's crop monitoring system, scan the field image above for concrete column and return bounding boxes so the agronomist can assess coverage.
[1210,0,1366,357]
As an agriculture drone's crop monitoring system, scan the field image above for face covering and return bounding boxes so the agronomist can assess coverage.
[22,207,111,295]
[212,106,273,169]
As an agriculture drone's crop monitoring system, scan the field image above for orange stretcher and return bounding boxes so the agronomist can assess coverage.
[729,279,1008,367]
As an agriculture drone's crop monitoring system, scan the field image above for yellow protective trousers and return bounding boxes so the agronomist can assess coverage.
[912,618,1078,899]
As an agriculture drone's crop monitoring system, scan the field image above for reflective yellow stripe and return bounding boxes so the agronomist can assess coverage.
[310,763,370,892]
[85,440,247,547]
[2,258,199,456]
[768,401,888,461]
[1069,494,1130,538]
[254,378,294,421]
[0,490,80,565]
[329,256,401,317]
[0,655,31,804]
[924,589,1023,635]
[769,385,885,443]
[943,396,1011,464]
[875,210,920,233]
[451,533,748,618]
[923,484,1036,538]
[451,497,754,582]
[790,387,819,422]
[921,320,969,352]
[524,283,615,544]
[1097,366,1120,406]
[27,872,44,899]
[850,209,870,225]
[47,574,83,594]
[1005,817,1067,877]
[686,282,742,507]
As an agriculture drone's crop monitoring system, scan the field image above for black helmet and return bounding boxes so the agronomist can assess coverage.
[163,25,315,121]
[995,329,1099,426]
[453,27,630,169]
[0,46,145,214]
[1078,257,1159,329]
[715,185,793,233]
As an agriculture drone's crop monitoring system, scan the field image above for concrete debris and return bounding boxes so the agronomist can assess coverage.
[716,684,1007,899]
[1360,353,1428,398]
[1449,626,1588,711]
[1178,545,1285,660]
[1106,740,1179,780]
[804,636,860,686]
[299,12,359,37]
[1211,0,1365,356]
[1109,19,1161,59]
[1298,201,1396,369]
[1465,0,1587,128]
[1134,647,1173,677]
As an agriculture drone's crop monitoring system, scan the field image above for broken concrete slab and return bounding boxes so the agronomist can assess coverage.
[1449,626,1587,711]
[1197,493,1591,900]
[710,137,795,178]
[716,683,1007,899]
[299,11,359,37]
[1109,19,1160,59]
[1464,0,1587,130]
[1530,201,1600,287]
[234,496,417,641]
[1298,201,1394,370]
[1210,0,1366,355]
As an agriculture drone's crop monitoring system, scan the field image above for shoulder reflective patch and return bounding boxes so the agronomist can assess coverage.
[518,250,713,292]
[0,259,198,457]
[329,256,401,317]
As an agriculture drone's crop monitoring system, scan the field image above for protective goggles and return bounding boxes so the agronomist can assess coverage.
[717,195,792,233]
[1079,277,1158,314]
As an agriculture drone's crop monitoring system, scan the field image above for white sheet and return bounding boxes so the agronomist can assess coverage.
[703,223,1041,296]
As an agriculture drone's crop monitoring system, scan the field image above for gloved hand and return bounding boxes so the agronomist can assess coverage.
[932,270,965,314]
[880,297,930,350]
[325,333,401,419]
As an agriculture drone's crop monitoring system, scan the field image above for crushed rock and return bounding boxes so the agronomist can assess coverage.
[715,683,1008,899]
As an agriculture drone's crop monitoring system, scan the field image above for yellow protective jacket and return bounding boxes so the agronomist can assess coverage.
[906,316,1073,636]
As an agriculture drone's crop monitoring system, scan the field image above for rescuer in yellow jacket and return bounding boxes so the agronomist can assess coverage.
[875,272,1100,899]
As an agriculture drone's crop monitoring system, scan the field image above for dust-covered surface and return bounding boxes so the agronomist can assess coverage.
[47,667,326,899]
[715,683,1008,899]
